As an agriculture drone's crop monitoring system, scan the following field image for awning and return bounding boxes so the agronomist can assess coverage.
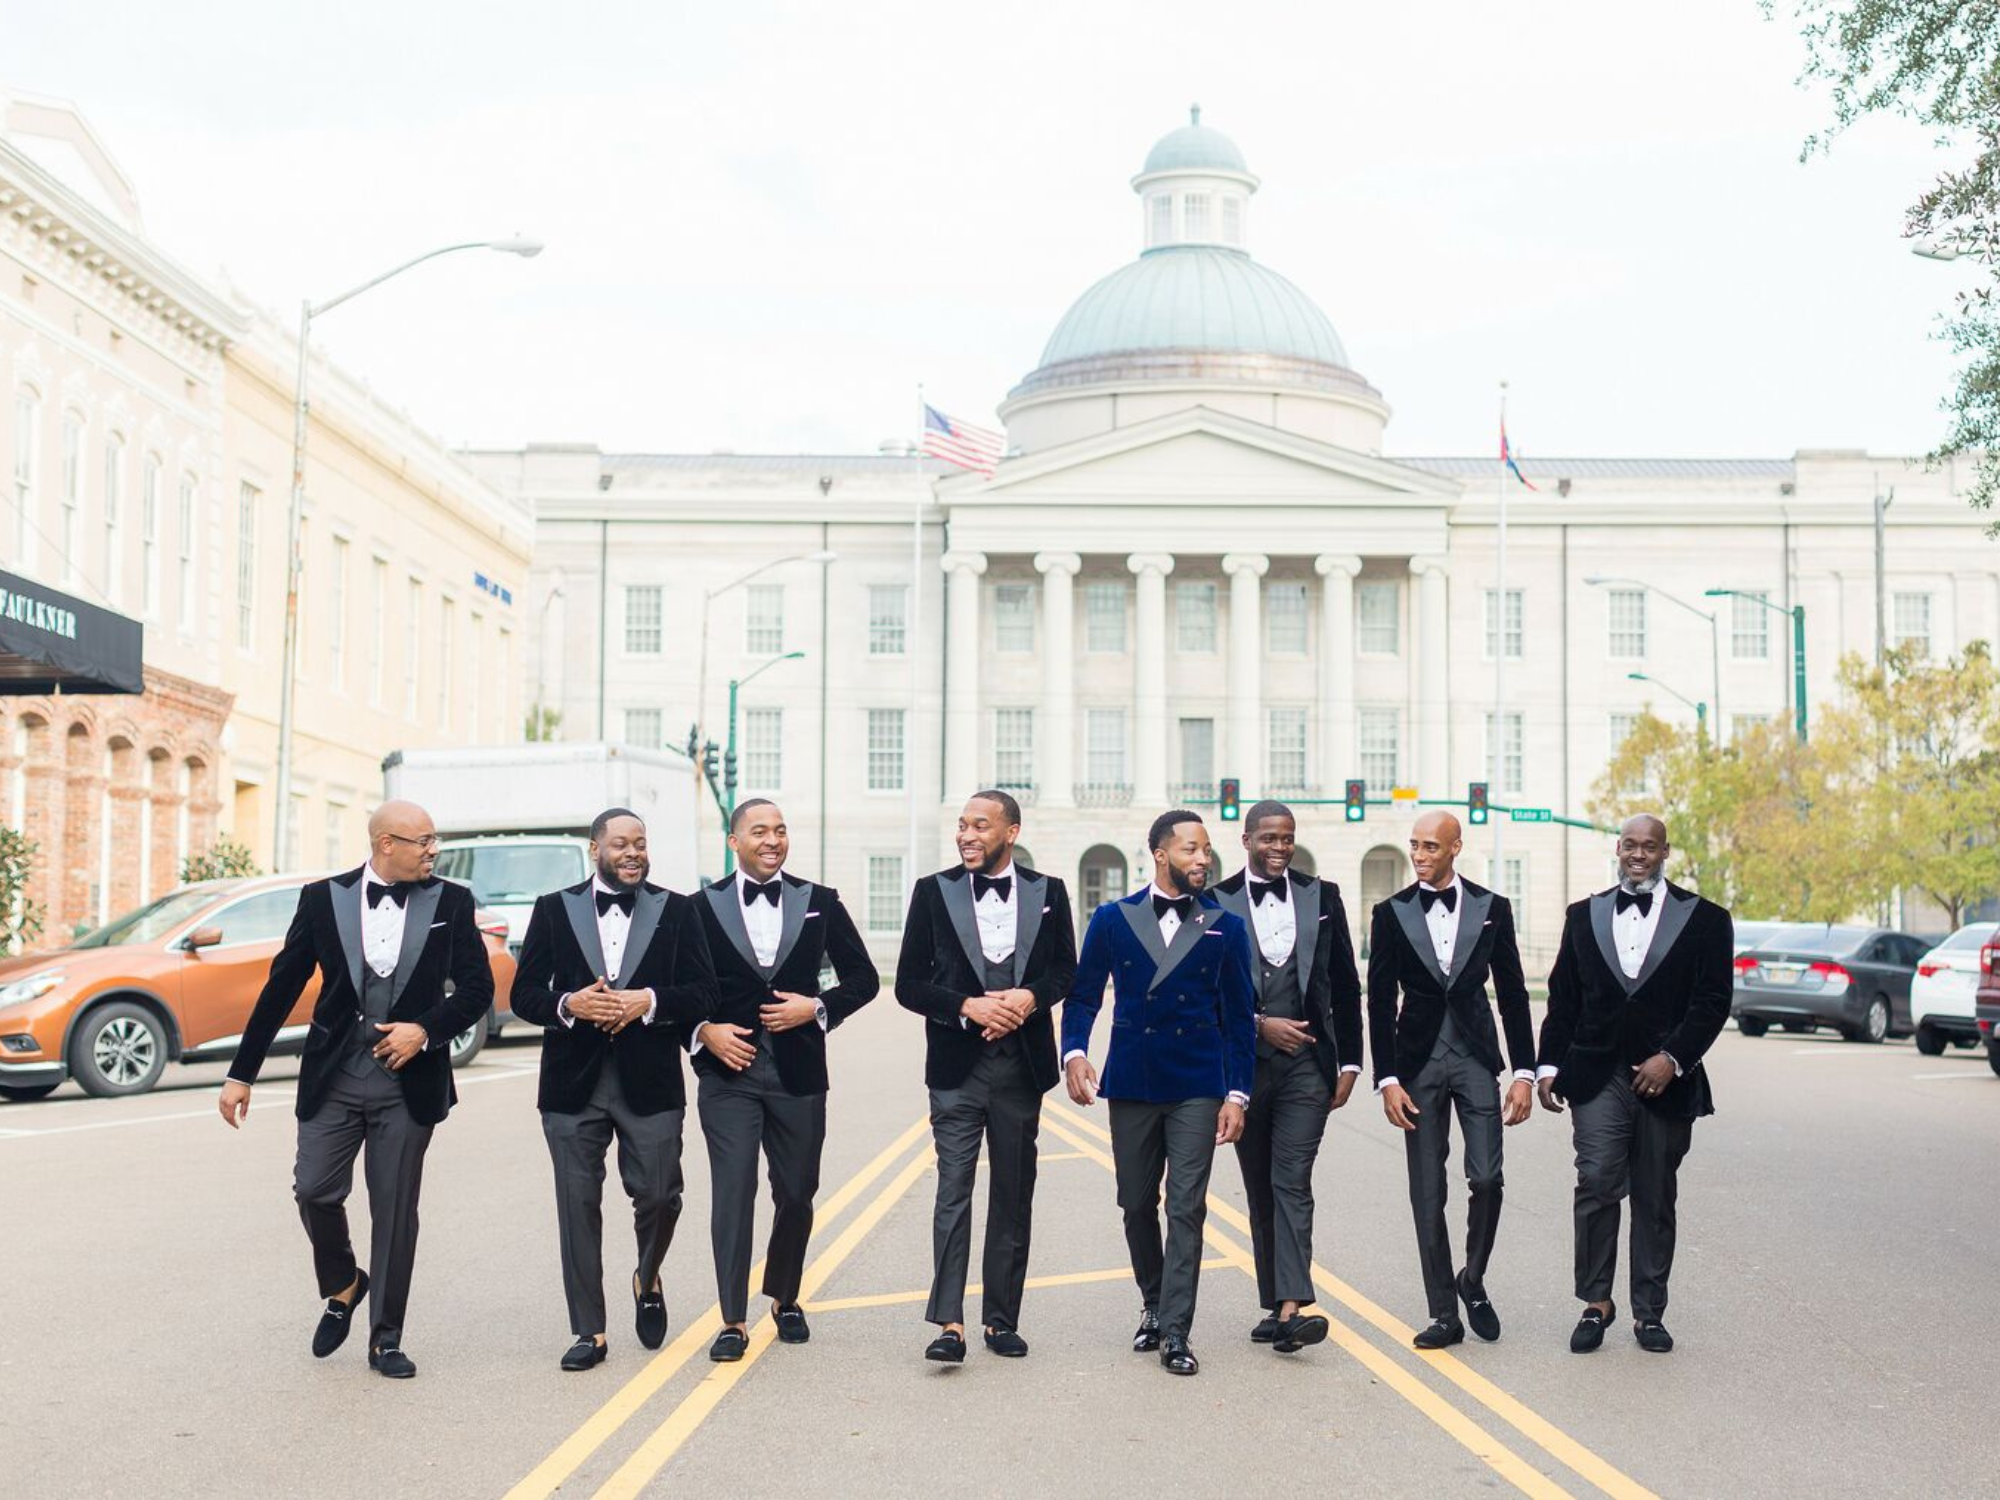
[0,568,143,696]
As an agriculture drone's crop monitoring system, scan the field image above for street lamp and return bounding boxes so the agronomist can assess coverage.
[531,573,566,736]
[693,550,837,755]
[272,236,544,869]
[1584,576,1722,735]
[1705,589,1807,742]
[1626,671,1708,744]
[722,650,806,876]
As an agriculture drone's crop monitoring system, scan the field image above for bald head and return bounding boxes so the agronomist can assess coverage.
[1413,810,1462,845]
[1621,813,1668,843]
[1407,809,1464,888]
[368,799,437,882]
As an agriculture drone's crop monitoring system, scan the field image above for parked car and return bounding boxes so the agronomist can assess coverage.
[1909,923,1997,1056]
[1731,925,1932,1043]
[1976,932,2000,1078]
[1731,920,1795,956]
[0,874,516,1102]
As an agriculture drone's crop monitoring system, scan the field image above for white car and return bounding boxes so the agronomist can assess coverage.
[431,835,592,1037]
[1909,922,1997,1056]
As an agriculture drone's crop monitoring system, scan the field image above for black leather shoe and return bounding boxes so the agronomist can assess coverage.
[1250,1315,1281,1344]
[983,1328,1029,1358]
[925,1331,966,1364]
[561,1337,607,1372]
[1273,1313,1329,1354]
[709,1327,749,1363]
[311,1269,369,1359]
[774,1304,810,1344]
[1634,1319,1674,1353]
[1412,1317,1464,1350]
[1159,1337,1199,1376]
[1132,1306,1162,1352]
[368,1344,416,1379]
[1570,1302,1614,1354]
[634,1273,668,1351]
[1457,1271,1501,1342]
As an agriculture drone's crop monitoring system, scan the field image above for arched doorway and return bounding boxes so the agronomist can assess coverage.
[1078,844,1128,919]
[1011,843,1035,874]
[1359,844,1408,958]
[1290,845,1317,878]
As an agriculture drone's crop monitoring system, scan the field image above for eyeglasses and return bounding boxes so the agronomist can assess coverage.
[385,833,441,851]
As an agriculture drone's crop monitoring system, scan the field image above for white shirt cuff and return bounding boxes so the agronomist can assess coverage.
[1536,1064,1559,1081]
[1667,1053,1683,1077]
[641,989,657,1026]
[1375,1075,1399,1094]
[556,994,577,1029]
[1062,1048,1087,1066]
[1226,1090,1249,1107]
[1339,1063,1360,1075]
[1511,1069,1534,1084]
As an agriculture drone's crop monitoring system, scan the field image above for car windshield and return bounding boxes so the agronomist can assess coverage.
[68,887,223,949]
[1937,924,1998,951]
[1759,925,1876,956]
[433,844,584,905]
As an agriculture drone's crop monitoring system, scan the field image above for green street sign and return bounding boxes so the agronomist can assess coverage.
[1509,808,1553,823]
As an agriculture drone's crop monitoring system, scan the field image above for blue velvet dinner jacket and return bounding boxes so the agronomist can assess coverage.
[1060,889,1257,1103]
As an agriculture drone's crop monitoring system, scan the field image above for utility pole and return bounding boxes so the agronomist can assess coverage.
[1873,482,1893,668]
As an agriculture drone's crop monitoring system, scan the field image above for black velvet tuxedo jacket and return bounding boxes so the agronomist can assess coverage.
[1211,867,1364,1087]
[1366,878,1534,1084]
[1538,883,1733,1118]
[691,872,879,1096]
[510,880,718,1115]
[893,865,1078,1093]
[227,868,494,1127]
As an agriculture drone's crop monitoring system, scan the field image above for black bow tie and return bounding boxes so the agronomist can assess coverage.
[596,887,636,917]
[1418,886,1457,914]
[1153,893,1194,922]
[974,873,1013,902]
[744,877,782,907]
[1249,877,1288,906]
[1616,888,1655,917]
[367,880,413,910]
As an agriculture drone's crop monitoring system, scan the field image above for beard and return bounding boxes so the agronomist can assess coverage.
[1621,870,1662,893]
[598,853,649,889]
[1163,860,1205,895]
[972,843,1011,875]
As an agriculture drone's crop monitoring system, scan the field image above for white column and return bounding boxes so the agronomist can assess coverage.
[1410,555,1449,796]
[1128,551,1175,807]
[941,550,987,800]
[1034,551,1081,808]
[1315,553,1361,791]
[1222,552,1268,787]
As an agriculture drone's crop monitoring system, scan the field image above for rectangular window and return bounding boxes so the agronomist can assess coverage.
[744,583,785,655]
[328,537,349,689]
[12,392,35,570]
[466,613,483,739]
[1183,192,1211,239]
[993,707,1035,787]
[1496,854,1528,943]
[175,473,196,631]
[867,584,908,656]
[1356,581,1400,655]
[993,582,1034,653]
[623,707,663,747]
[1267,706,1309,789]
[437,598,454,730]
[1484,710,1525,795]
[403,578,422,717]
[140,456,160,617]
[1607,588,1647,658]
[624,584,662,654]
[1266,582,1309,654]
[1731,712,1775,742]
[1483,588,1524,660]
[283,793,306,874]
[866,853,906,933]
[235,482,257,649]
[1175,581,1217,652]
[742,706,784,788]
[1608,712,1649,794]
[1085,707,1128,786]
[1084,580,1127,652]
[369,559,387,706]
[1892,591,1932,658]
[1178,716,1215,788]
[324,804,345,869]
[1357,706,1400,790]
[1148,194,1173,245]
[1221,196,1242,245]
[1730,590,1770,660]
[60,414,82,586]
[101,436,123,605]
[867,708,906,792]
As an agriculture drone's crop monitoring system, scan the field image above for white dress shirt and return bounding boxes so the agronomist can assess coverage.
[1379,874,1531,1093]
[361,862,407,980]
[1249,876,1361,1078]
[962,868,1021,1031]
[556,877,657,1029]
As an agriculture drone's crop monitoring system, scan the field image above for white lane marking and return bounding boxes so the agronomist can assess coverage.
[1907,1071,1993,1082]
[0,1065,537,1139]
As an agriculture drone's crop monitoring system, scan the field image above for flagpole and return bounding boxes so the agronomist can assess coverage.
[1492,379,1508,891]
[909,385,926,896]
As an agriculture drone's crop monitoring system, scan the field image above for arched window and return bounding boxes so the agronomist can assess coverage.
[1078,843,1129,919]
[1290,845,1317,878]
[1359,845,1408,957]
[1010,843,1035,874]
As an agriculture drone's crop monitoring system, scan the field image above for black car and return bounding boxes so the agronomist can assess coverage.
[1732,925,1932,1043]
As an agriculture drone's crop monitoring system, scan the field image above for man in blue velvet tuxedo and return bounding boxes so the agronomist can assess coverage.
[1062,809,1256,1377]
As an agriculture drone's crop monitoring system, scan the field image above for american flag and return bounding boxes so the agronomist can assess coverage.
[921,404,1004,476]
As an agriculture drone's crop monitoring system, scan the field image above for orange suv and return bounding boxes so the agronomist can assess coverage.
[0,874,516,1102]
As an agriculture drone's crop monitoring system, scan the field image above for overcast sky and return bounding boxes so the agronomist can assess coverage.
[5,0,1982,461]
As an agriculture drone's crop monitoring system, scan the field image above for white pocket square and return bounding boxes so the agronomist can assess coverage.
[1042,905,1052,913]
[804,911,821,919]
[429,921,446,929]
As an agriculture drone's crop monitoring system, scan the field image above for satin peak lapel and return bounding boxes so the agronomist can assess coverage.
[1392,892,1448,990]
[391,880,443,1003]
[1589,892,1627,993]
[331,869,365,999]
[938,872,987,979]
[618,887,667,987]
[1012,871,1047,986]
[564,885,610,982]
[703,881,760,975]
[770,879,811,976]
[1633,887,1697,993]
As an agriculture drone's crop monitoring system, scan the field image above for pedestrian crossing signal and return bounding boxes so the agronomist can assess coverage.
[1345,779,1366,822]
[1218,778,1241,821]
[1468,781,1490,824]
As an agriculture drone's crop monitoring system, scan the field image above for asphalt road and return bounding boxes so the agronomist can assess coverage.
[2,1009,1994,1499]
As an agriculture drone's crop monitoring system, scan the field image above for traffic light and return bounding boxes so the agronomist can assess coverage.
[1218,778,1241,821]
[1345,779,1366,822]
[702,741,720,783]
[1468,781,1489,825]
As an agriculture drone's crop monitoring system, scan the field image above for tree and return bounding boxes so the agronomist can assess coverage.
[524,703,562,742]
[1773,1,2000,516]
[182,836,260,884]
[0,827,46,956]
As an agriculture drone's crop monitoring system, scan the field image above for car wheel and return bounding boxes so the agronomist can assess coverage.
[1737,1018,1769,1037]
[0,1082,59,1102]
[448,1011,488,1067]
[1989,1044,2000,1079]
[68,1002,169,1096]
[1915,1023,1948,1057]
[1845,995,1890,1045]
